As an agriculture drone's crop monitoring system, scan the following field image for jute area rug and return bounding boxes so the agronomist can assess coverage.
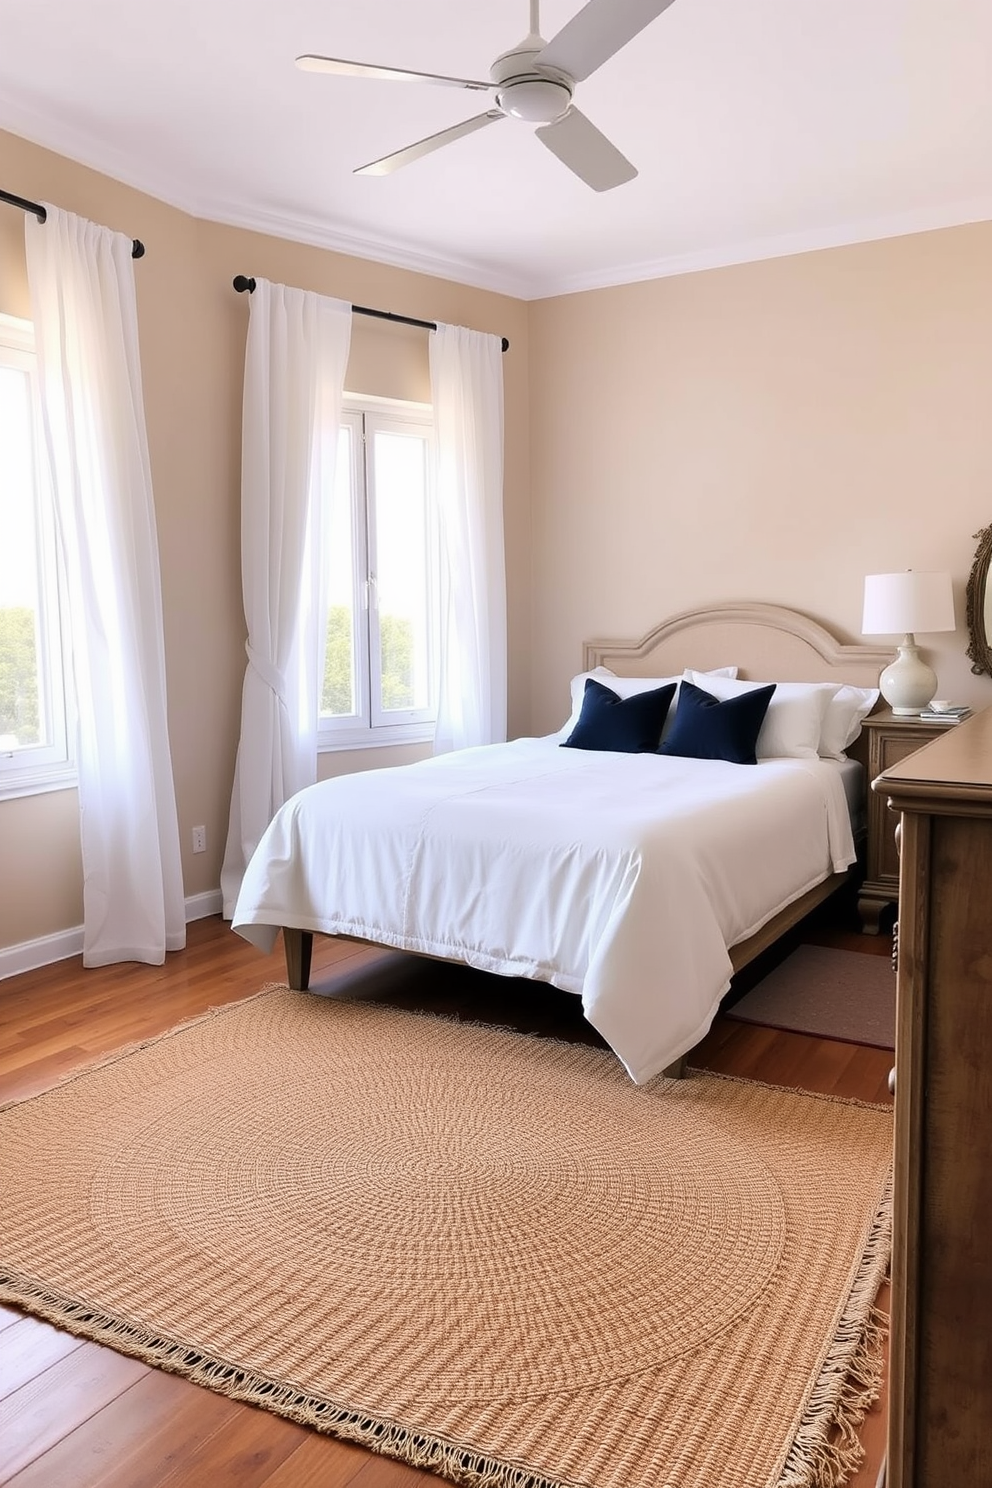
[0,986,893,1488]
[727,944,896,1050]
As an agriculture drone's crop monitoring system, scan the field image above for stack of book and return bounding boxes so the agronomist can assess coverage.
[919,704,973,724]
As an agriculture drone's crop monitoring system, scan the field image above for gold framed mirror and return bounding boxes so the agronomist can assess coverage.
[966,525,992,676]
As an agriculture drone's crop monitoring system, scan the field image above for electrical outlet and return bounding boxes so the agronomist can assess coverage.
[191,825,207,854]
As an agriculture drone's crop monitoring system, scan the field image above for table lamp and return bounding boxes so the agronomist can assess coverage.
[862,571,956,715]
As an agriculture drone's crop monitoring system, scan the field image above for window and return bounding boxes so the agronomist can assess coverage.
[319,398,438,749]
[0,313,74,798]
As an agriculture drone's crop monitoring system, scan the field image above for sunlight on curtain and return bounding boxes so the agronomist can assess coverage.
[221,280,352,917]
[24,207,185,966]
[429,323,507,753]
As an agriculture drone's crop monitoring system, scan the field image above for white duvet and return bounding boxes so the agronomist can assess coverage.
[233,737,856,1085]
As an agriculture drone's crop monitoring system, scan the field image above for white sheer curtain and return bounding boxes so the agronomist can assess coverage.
[24,206,185,966]
[429,323,507,753]
[221,279,352,916]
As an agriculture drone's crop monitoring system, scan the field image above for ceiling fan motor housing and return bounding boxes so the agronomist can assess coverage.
[490,44,573,123]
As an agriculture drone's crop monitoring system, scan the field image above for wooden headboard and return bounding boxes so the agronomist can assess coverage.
[583,601,889,690]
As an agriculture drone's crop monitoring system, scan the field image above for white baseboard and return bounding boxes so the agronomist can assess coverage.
[0,924,85,981]
[0,889,225,982]
[185,889,224,922]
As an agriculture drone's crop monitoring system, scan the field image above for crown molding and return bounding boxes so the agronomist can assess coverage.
[524,197,992,299]
[0,100,528,298]
[3,99,990,306]
[0,95,206,224]
[199,197,527,300]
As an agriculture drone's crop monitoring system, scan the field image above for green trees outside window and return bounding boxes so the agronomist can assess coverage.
[0,607,40,744]
[321,605,415,716]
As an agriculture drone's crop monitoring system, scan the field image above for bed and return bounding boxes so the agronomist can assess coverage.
[232,602,888,1085]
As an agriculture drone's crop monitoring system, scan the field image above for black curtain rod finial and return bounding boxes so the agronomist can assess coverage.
[233,275,256,293]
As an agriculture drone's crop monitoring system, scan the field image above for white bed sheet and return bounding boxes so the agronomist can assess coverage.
[233,737,856,1085]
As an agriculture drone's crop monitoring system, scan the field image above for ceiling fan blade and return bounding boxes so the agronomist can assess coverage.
[535,107,637,192]
[296,54,492,92]
[355,110,506,176]
[535,0,677,83]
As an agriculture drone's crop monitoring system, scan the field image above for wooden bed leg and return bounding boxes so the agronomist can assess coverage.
[662,1055,687,1080]
[284,929,312,991]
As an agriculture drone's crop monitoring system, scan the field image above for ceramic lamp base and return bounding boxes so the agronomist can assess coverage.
[880,637,938,716]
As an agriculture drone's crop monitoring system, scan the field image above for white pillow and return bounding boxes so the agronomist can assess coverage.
[819,685,880,760]
[681,671,839,760]
[558,665,739,740]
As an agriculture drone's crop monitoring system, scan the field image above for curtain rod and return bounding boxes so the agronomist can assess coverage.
[232,275,508,353]
[0,187,145,258]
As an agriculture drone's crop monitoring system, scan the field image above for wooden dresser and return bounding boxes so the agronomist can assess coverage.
[873,708,992,1487]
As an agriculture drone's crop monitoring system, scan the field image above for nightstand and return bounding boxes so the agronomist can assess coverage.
[858,708,959,933]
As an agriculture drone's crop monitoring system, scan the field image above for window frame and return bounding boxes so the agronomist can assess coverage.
[318,395,439,752]
[0,312,75,801]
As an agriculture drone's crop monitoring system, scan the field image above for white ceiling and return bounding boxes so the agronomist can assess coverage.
[1,0,990,300]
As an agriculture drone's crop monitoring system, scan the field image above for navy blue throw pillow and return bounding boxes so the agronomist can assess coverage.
[657,679,776,765]
[561,678,677,754]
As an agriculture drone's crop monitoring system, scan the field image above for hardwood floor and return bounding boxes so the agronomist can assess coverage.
[0,906,894,1488]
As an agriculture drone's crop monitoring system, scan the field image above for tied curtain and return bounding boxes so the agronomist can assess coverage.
[429,323,507,753]
[221,280,352,916]
[24,206,185,967]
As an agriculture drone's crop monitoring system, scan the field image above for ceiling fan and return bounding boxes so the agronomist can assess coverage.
[296,0,677,192]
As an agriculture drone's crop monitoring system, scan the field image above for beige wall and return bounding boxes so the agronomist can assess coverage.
[0,127,530,951]
[528,226,992,736]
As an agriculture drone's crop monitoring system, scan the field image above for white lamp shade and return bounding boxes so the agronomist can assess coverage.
[862,571,955,637]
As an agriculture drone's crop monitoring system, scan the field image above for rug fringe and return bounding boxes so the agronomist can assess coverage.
[775,1167,893,1487]
[0,1267,580,1488]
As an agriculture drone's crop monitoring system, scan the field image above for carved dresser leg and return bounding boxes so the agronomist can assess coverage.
[857,892,886,935]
